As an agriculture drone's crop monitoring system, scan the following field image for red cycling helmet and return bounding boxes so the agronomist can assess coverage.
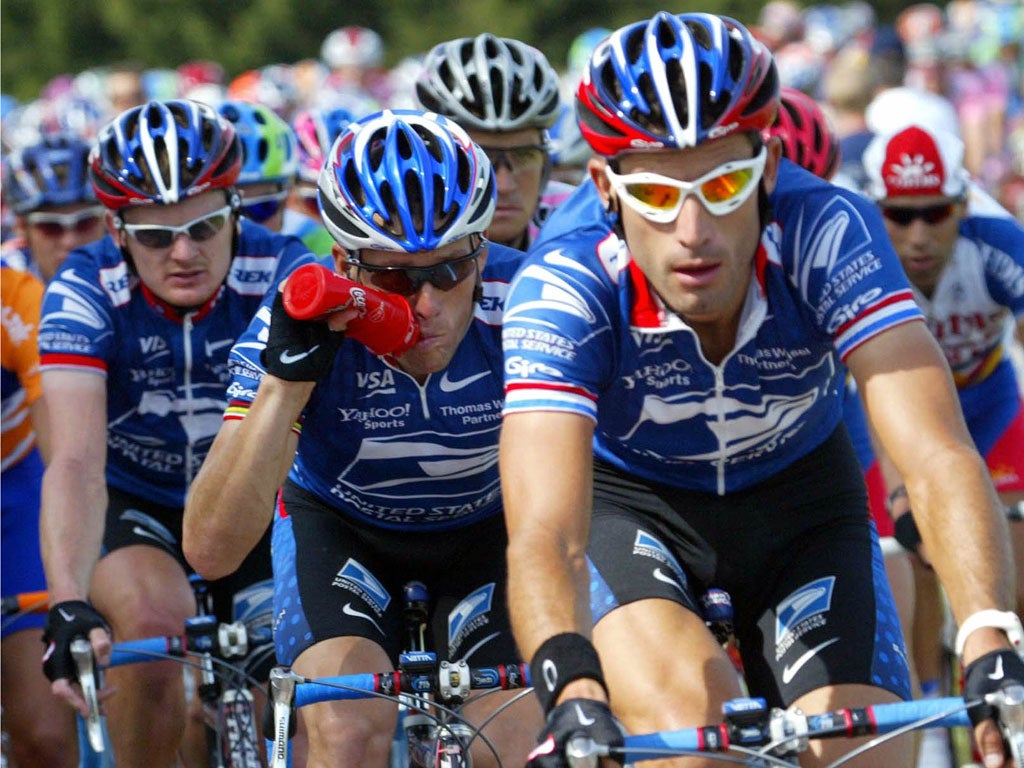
[576,12,779,156]
[765,86,840,180]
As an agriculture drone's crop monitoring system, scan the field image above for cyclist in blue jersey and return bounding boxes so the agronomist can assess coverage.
[183,110,541,768]
[497,13,1023,768]
[36,99,313,767]
[1,133,105,281]
[218,99,299,233]
[415,34,574,250]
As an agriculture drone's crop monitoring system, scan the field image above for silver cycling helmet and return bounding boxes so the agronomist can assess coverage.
[415,33,561,132]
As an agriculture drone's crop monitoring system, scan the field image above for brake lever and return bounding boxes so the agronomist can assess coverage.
[71,637,105,753]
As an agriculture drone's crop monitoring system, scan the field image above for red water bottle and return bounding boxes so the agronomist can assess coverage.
[282,264,420,356]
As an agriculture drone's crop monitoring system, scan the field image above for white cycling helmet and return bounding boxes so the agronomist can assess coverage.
[415,33,561,132]
[321,26,384,70]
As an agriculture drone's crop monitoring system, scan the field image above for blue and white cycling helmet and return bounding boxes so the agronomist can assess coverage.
[90,99,241,210]
[318,109,495,252]
[217,100,298,186]
[3,132,95,214]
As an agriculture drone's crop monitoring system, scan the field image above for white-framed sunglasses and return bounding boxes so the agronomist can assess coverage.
[604,146,768,222]
[25,206,105,236]
[115,205,233,249]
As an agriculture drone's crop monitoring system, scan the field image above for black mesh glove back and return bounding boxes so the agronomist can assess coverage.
[964,649,1024,727]
[41,600,109,683]
[527,699,625,768]
[260,290,345,382]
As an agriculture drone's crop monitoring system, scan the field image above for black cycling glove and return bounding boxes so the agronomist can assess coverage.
[41,600,109,683]
[527,699,624,768]
[963,649,1024,727]
[260,290,344,382]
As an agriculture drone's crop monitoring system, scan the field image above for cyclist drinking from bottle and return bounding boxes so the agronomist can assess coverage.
[184,109,541,768]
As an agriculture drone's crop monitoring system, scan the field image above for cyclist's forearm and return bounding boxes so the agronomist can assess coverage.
[184,375,310,578]
[908,447,1016,654]
[40,460,107,602]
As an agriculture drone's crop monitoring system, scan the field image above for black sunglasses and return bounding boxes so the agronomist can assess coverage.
[347,238,486,297]
[479,144,548,173]
[880,202,958,227]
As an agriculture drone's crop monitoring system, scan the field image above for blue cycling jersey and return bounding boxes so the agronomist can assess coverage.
[226,242,526,531]
[502,160,924,495]
[37,219,313,507]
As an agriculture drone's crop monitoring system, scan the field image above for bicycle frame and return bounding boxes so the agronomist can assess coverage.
[266,581,532,768]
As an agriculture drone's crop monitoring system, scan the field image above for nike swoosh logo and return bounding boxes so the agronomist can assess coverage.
[652,567,684,592]
[280,345,320,365]
[132,525,168,545]
[575,703,596,726]
[782,637,839,685]
[439,370,490,393]
[989,655,1005,681]
[59,608,75,622]
[342,602,384,635]
[205,338,234,357]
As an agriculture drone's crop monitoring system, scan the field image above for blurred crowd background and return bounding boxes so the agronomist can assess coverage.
[1,0,1023,223]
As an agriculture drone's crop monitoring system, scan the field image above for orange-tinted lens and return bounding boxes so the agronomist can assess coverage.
[624,183,682,211]
[700,168,754,204]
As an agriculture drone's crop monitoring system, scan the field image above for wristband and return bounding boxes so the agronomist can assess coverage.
[893,512,922,556]
[954,609,1024,657]
[530,632,607,714]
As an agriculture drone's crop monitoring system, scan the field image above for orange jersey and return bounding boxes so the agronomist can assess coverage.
[1,263,44,470]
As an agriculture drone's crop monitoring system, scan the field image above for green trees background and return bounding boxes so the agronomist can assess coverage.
[1,0,911,102]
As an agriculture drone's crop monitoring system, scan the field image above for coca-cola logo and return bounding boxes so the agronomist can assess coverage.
[349,286,368,317]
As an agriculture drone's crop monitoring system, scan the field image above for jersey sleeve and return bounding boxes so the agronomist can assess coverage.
[972,216,1024,319]
[775,186,923,361]
[501,241,618,421]
[1,266,45,405]
[37,248,119,375]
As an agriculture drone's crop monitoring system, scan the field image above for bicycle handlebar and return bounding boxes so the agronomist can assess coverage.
[564,687,1024,766]
[266,660,531,768]
[72,619,273,754]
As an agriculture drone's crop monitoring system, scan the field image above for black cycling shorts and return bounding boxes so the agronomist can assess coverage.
[273,480,519,669]
[587,425,912,706]
[104,486,275,679]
